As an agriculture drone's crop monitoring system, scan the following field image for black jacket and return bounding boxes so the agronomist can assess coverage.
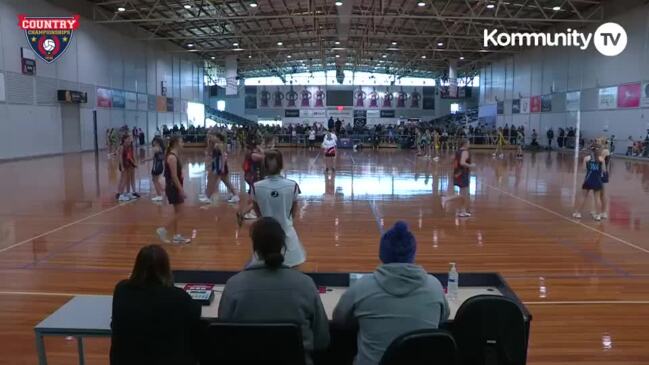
[110,280,201,365]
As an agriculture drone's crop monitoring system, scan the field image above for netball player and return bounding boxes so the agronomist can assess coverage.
[237,140,265,226]
[572,143,606,221]
[156,136,191,244]
[201,133,239,204]
[432,129,441,161]
[493,127,506,159]
[441,139,475,217]
[150,137,165,202]
[415,128,423,156]
[249,150,306,267]
[322,129,337,173]
[594,137,610,219]
[516,129,525,159]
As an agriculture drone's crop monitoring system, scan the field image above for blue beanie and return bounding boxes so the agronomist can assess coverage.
[379,221,417,264]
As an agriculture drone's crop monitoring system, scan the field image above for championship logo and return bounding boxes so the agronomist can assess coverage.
[18,15,79,63]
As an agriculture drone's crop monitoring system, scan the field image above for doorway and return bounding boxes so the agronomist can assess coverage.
[61,104,81,153]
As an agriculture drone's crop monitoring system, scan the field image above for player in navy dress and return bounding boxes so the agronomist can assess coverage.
[156,136,191,244]
[200,133,239,205]
[572,144,606,221]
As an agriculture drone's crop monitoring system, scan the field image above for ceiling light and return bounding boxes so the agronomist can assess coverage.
[460,56,465,60]
[552,6,560,11]
[335,1,343,6]
[117,7,126,12]
[211,56,215,60]
[335,41,340,45]
[335,54,340,58]
[486,3,495,9]
[249,2,258,7]
[391,41,397,45]
[437,42,444,46]
[248,55,252,58]
[421,55,427,59]
[184,4,192,9]
[382,54,387,58]
[187,43,194,47]
[233,42,239,47]
[287,55,292,58]
[277,41,283,46]
[417,2,426,7]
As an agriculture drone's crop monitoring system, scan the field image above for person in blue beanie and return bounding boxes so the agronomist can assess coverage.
[332,221,449,365]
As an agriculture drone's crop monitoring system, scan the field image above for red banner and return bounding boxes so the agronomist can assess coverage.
[617,82,641,108]
[530,96,541,113]
[96,88,112,108]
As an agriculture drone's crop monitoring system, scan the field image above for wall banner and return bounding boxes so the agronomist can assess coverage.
[598,86,618,109]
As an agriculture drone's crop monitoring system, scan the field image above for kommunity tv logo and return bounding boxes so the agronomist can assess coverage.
[483,22,627,56]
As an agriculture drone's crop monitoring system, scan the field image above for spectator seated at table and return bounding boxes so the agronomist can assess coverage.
[110,244,201,365]
[218,217,330,365]
[332,221,450,365]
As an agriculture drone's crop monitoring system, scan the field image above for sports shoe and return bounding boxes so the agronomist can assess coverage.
[593,214,602,221]
[243,211,258,220]
[601,212,608,219]
[172,234,191,244]
[198,196,211,204]
[131,192,141,198]
[227,195,240,203]
[572,212,582,219]
[156,227,169,243]
[433,156,440,161]
[118,194,131,202]
[151,195,164,202]
[457,212,472,218]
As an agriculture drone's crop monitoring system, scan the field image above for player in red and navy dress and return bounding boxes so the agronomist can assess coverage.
[156,136,191,244]
[441,139,475,218]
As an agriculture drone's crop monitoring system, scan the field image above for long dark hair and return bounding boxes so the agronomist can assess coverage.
[250,217,286,269]
[129,244,173,287]
[166,135,181,157]
[264,149,283,175]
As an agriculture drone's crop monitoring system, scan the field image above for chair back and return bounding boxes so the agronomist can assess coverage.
[203,322,306,365]
[379,329,458,365]
[452,295,527,365]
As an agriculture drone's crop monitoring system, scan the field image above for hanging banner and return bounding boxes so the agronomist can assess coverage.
[641,81,649,107]
[225,55,238,96]
[245,86,258,109]
[512,99,520,114]
[617,82,641,108]
[422,86,435,110]
[0,73,5,102]
[520,97,530,114]
[541,95,552,112]
[530,96,541,113]
[96,87,112,108]
[156,96,167,112]
[565,91,581,111]
[598,86,617,109]
[125,91,137,110]
[496,101,504,114]
[137,93,148,111]
[111,90,125,108]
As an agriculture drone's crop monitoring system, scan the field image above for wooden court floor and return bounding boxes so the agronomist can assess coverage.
[1,147,649,364]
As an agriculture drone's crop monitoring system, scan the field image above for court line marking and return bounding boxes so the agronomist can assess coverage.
[2,290,649,306]
[486,184,649,255]
[0,201,135,255]
[369,200,384,234]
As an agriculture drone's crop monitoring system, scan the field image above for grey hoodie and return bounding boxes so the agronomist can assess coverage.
[332,263,450,365]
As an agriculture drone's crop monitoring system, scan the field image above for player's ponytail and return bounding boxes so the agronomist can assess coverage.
[250,217,286,269]
[166,136,181,157]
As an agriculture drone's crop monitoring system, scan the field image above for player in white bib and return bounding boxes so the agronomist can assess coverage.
[250,149,306,267]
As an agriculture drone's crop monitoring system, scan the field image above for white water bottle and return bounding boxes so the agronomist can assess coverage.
[448,262,459,301]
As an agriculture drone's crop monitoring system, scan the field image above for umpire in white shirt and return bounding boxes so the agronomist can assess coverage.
[250,149,306,267]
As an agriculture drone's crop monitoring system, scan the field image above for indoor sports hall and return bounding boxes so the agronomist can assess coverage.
[1,0,649,364]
